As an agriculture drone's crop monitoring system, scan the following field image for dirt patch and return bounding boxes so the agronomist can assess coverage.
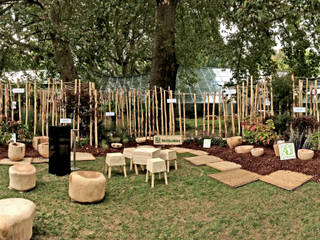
[0,144,41,159]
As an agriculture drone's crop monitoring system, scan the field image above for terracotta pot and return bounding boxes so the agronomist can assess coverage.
[8,142,25,161]
[273,144,280,157]
[235,145,254,154]
[136,137,146,143]
[251,148,264,157]
[226,136,243,148]
[298,149,314,160]
[111,143,123,149]
[38,142,49,158]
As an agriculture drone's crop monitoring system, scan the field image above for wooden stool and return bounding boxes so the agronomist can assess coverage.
[132,148,160,175]
[123,147,136,171]
[0,198,36,240]
[146,158,168,188]
[105,153,127,178]
[9,164,36,191]
[160,149,177,172]
[69,171,106,203]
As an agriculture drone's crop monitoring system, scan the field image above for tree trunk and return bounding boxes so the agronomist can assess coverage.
[150,0,179,91]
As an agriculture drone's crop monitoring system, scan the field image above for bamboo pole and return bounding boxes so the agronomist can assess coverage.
[121,90,125,128]
[148,90,151,138]
[52,80,55,126]
[33,81,37,135]
[222,92,228,137]
[309,85,312,116]
[183,93,186,137]
[299,80,303,117]
[171,90,175,135]
[316,80,319,122]
[212,91,216,136]
[9,82,14,121]
[94,87,98,148]
[237,85,241,135]
[218,90,222,137]
[231,94,235,136]
[89,82,93,146]
[270,76,274,116]
[207,93,210,135]
[194,93,198,136]
[245,77,249,117]
[164,90,167,136]
[202,94,206,134]
[263,77,266,119]
[77,80,81,140]
[241,81,245,123]
[133,89,136,135]
[41,91,45,136]
[145,90,148,138]
[155,86,159,135]
[160,88,164,135]
[0,83,2,123]
[17,80,21,122]
[168,88,172,135]
[152,89,155,135]
[178,90,182,136]
[140,90,144,136]
[306,78,309,116]
[5,84,8,120]
[71,79,77,145]
[250,76,254,122]
[137,89,141,136]
[129,89,132,135]
[292,74,295,117]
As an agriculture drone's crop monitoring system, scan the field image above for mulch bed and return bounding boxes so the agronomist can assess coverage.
[0,144,41,159]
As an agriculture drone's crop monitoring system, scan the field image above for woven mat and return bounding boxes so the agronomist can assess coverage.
[188,150,209,156]
[209,169,261,187]
[0,158,32,165]
[32,158,49,164]
[71,152,96,161]
[206,161,241,171]
[184,155,223,166]
[169,147,193,153]
[260,170,313,191]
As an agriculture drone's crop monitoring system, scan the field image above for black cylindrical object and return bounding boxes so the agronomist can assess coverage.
[49,126,71,176]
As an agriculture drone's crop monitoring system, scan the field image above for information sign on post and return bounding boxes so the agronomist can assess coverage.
[60,118,72,124]
[167,99,177,104]
[105,112,115,116]
[279,143,296,160]
[12,88,25,94]
[293,107,306,113]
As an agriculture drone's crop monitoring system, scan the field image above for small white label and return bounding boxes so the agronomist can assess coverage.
[12,101,16,109]
[293,107,306,113]
[12,88,25,94]
[203,139,211,148]
[60,118,72,124]
[11,133,16,142]
[224,89,236,95]
[265,99,271,106]
[105,112,115,116]
[167,98,177,103]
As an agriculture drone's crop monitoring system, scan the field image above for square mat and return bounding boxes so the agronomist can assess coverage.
[169,147,192,153]
[260,170,313,191]
[70,152,96,161]
[206,161,241,171]
[0,158,32,165]
[184,155,223,166]
[209,169,261,187]
[188,150,209,156]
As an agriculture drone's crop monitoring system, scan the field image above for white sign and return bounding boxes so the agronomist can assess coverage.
[12,88,25,94]
[203,139,211,148]
[12,101,16,109]
[293,107,306,113]
[167,98,177,104]
[279,143,296,160]
[105,112,115,116]
[11,133,16,143]
[224,89,236,95]
[60,118,72,124]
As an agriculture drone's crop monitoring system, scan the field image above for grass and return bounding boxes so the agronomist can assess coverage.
[1,153,320,239]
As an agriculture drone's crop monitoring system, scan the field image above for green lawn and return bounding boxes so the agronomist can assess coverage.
[0,153,319,240]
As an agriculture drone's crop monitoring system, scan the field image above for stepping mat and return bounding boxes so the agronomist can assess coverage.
[260,170,313,191]
[32,158,49,164]
[184,155,223,166]
[206,161,241,171]
[188,150,209,156]
[70,152,96,161]
[209,169,261,187]
[0,158,32,165]
[169,147,192,153]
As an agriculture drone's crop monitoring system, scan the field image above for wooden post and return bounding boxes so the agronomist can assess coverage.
[292,74,295,117]
[33,81,37,136]
[250,76,254,122]
[17,80,21,122]
[194,93,198,136]
[212,91,216,136]
[94,86,98,148]
[152,89,155,135]
[222,92,228,137]
[207,93,210,135]
[170,90,175,135]
[263,77,266,119]
[137,89,141,136]
[231,94,235,136]
[0,83,3,123]
[306,78,309,116]
[164,90,167,136]
[129,89,132,135]
[52,80,55,126]
[202,94,206,134]
[178,90,182,136]
[299,80,303,117]
[148,90,151,138]
[89,82,93,146]
[145,90,148,138]
[140,90,144,136]
[168,88,172,135]
[133,89,136,136]
[9,82,14,121]
[270,76,274,116]
[77,80,81,140]
[245,77,249,117]
[316,80,319,122]
[160,88,164,135]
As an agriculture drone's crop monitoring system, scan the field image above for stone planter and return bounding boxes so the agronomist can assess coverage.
[9,164,36,191]
[111,143,122,149]
[38,142,49,158]
[298,149,314,160]
[226,136,243,148]
[251,148,264,157]
[235,145,254,154]
[32,136,49,151]
[136,137,146,143]
[273,144,280,157]
[8,142,25,161]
